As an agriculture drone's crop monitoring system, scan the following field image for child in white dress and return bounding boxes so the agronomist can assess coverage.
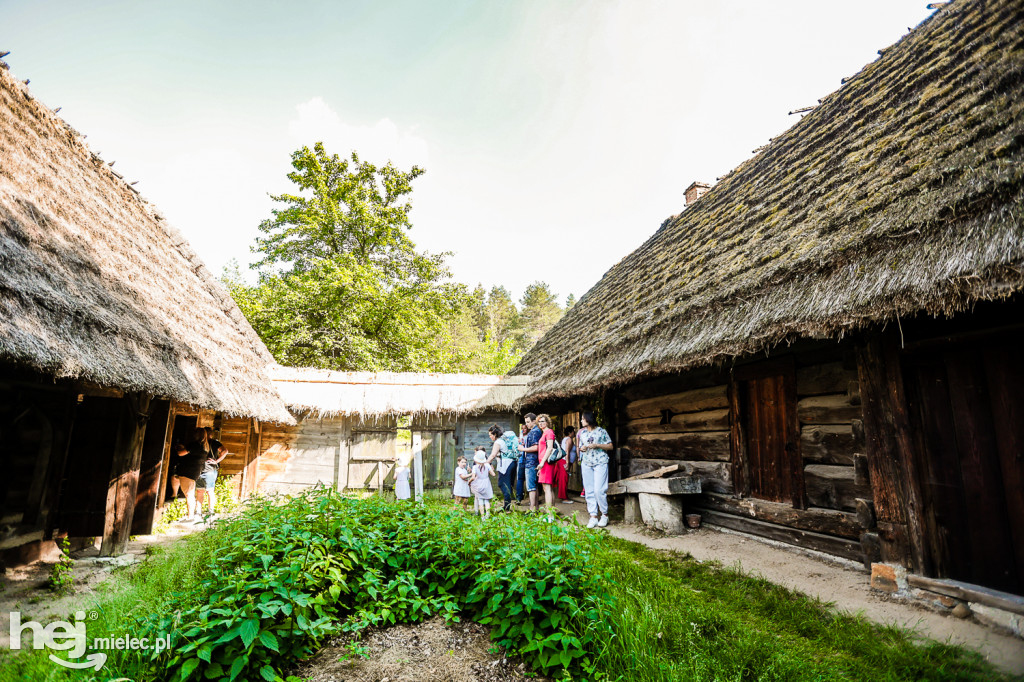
[453,455,472,509]
[470,449,495,520]
[394,452,412,500]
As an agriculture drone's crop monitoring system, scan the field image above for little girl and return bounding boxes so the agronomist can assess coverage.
[453,455,472,508]
[470,449,495,520]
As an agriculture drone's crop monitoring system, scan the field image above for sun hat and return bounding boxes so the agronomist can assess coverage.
[473,451,487,464]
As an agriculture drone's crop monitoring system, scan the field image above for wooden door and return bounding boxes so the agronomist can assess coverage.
[413,429,454,489]
[903,333,1024,594]
[732,361,803,507]
[348,430,396,490]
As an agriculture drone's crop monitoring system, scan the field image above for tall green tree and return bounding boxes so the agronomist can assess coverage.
[233,144,463,372]
[518,281,563,348]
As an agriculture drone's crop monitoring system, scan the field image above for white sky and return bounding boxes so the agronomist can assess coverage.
[4,0,934,303]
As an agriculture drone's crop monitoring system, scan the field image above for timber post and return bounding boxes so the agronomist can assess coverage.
[100,393,151,556]
[854,330,927,573]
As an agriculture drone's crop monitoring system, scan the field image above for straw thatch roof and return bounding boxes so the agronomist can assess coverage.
[516,0,1024,402]
[0,61,293,423]
[269,366,531,418]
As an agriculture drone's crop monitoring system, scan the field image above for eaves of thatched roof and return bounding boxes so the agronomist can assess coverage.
[515,0,1024,403]
[270,366,530,418]
[0,62,293,424]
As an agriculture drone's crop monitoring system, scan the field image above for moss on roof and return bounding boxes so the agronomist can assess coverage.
[516,0,1024,402]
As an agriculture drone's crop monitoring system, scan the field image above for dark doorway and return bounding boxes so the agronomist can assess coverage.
[903,331,1024,594]
[165,414,197,503]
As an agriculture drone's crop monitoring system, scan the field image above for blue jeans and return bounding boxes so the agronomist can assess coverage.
[515,455,526,501]
[498,459,518,511]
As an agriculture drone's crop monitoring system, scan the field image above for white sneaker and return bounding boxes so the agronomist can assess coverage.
[597,515,609,528]
[561,499,574,504]
[587,516,599,529]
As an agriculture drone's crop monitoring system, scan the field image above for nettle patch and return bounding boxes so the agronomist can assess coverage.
[123,489,614,682]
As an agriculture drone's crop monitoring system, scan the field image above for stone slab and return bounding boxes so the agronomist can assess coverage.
[638,492,684,534]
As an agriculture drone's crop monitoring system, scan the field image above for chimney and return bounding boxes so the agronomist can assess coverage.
[684,181,711,207]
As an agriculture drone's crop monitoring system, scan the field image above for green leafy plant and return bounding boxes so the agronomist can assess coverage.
[336,641,370,664]
[47,537,74,595]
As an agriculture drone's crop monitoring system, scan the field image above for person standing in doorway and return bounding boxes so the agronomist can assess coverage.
[578,411,613,528]
[196,427,228,517]
[518,414,542,512]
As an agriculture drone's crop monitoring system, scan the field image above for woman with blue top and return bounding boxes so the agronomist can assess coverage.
[578,411,613,528]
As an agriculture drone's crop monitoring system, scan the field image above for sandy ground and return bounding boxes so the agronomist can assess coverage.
[290,617,545,682]
[552,500,1024,675]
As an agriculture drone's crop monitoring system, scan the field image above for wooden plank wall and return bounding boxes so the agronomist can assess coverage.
[258,415,347,494]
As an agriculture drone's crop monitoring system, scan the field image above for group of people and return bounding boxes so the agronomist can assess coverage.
[170,427,228,522]
[452,412,613,528]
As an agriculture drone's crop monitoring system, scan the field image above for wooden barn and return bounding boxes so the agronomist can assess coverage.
[514,0,1024,609]
[0,58,293,561]
[254,368,529,496]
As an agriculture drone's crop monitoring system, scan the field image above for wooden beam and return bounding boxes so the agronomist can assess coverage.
[622,476,701,495]
[797,395,861,424]
[100,394,151,556]
[624,431,731,460]
[695,492,863,539]
[697,508,864,563]
[803,464,870,512]
[622,386,729,420]
[907,575,1024,615]
[131,399,172,535]
[623,409,729,436]
[607,464,681,495]
[855,332,928,573]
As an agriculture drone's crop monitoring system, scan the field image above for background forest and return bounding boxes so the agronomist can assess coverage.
[223,143,571,374]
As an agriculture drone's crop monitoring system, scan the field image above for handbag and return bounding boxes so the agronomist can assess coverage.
[545,436,566,463]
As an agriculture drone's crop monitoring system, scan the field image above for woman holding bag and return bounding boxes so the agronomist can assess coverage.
[534,414,560,520]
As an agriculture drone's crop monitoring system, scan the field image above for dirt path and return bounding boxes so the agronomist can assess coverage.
[553,502,1024,675]
[0,522,201,649]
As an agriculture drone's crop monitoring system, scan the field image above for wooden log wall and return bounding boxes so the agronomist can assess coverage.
[620,377,734,494]
[795,360,871,514]
[618,351,875,561]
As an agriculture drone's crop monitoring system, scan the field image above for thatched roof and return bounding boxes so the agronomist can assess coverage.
[269,366,530,418]
[516,0,1024,402]
[0,61,293,423]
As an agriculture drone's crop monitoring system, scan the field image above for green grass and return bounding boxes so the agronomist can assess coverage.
[591,538,1005,681]
[1,489,1012,682]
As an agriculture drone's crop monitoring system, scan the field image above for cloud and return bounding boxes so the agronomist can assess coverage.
[286,97,429,170]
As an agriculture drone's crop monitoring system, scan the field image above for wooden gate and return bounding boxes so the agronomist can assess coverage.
[903,332,1024,594]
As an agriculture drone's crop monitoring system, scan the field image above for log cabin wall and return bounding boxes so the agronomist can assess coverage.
[615,347,873,563]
